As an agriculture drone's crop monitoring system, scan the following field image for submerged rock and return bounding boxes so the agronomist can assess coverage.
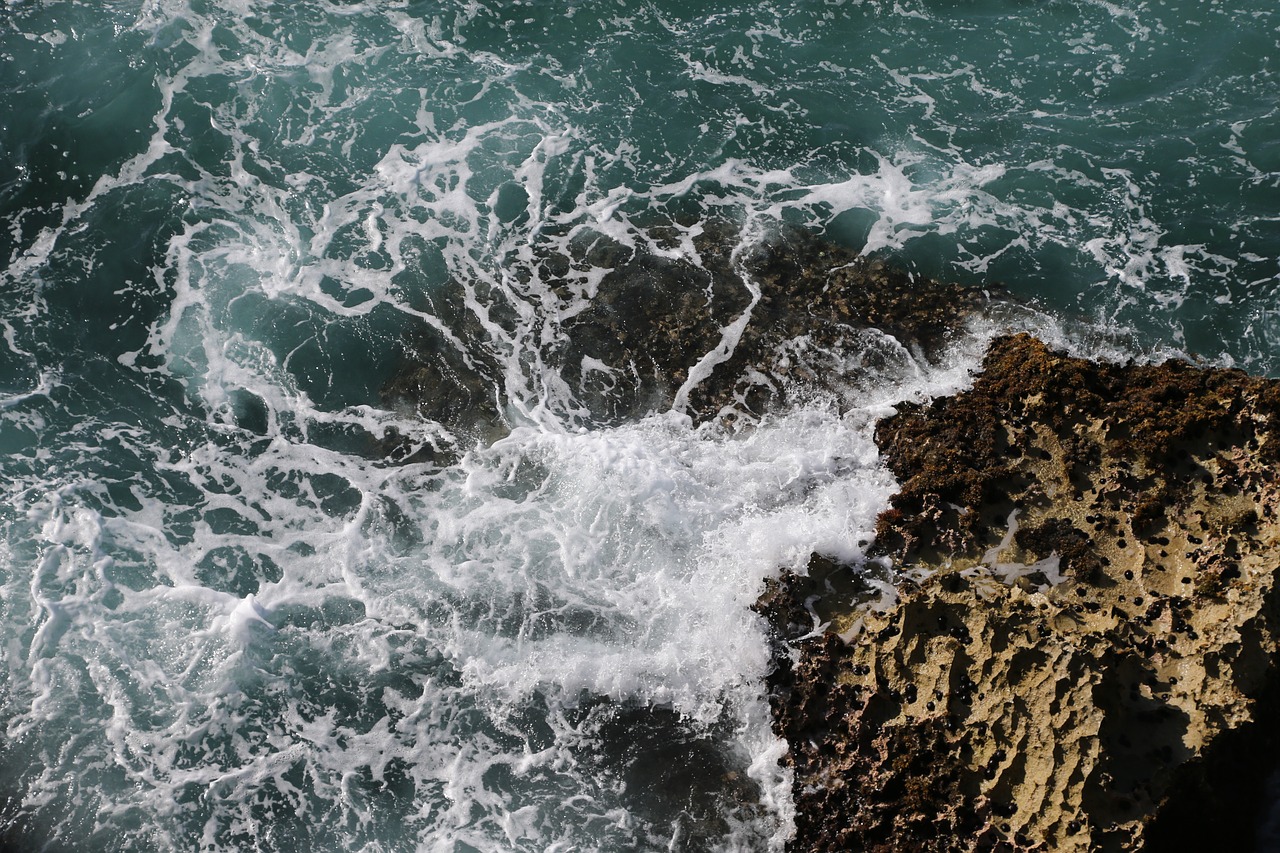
[759,334,1280,851]
[379,283,508,465]
[558,220,997,424]
[381,220,999,458]
[569,699,769,851]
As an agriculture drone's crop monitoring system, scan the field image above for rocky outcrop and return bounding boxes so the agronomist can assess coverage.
[760,334,1280,851]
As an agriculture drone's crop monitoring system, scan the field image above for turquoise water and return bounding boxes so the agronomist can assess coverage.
[1,1,1277,850]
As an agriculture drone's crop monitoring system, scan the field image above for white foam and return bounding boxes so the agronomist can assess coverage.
[4,0,1274,849]
[4,311,1006,850]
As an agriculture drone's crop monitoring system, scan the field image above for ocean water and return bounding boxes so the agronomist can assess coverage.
[1,0,1277,850]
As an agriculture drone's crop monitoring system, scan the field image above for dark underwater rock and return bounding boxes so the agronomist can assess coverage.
[759,333,1280,851]
[381,221,999,459]
[378,269,509,465]
[557,220,997,424]
[570,700,767,851]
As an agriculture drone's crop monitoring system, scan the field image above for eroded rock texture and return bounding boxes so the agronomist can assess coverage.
[760,334,1280,851]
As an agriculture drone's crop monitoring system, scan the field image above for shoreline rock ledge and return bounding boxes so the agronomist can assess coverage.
[758,333,1280,852]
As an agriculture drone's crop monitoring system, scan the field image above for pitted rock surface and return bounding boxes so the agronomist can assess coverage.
[760,334,1280,852]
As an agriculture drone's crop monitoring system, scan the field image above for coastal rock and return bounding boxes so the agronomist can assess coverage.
[557,220,996,424]
[379,284,508,465]
[760,334,1280,851]
[382,221,999,456]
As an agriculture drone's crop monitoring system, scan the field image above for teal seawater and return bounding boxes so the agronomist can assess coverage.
[0,1,1277,850]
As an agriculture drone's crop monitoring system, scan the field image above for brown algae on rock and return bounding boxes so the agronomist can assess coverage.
[759,333,1280,851]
